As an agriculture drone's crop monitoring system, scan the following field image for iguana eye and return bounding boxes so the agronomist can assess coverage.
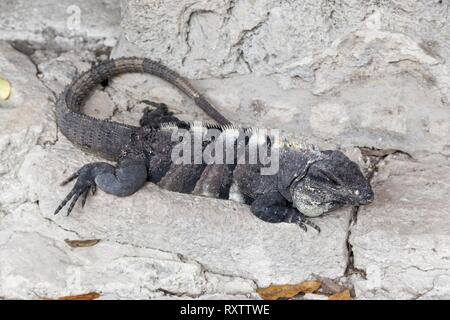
[317,171,341,186]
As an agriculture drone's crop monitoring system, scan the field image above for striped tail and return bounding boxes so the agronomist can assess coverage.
[56,57,231,160]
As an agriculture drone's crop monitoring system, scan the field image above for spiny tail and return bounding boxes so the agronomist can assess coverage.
[56,57,230,160]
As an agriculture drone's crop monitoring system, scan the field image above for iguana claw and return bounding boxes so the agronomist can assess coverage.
[300,218,321,233]
[292,213,321,233]
[55,159,147,216]
[54,163,114,216]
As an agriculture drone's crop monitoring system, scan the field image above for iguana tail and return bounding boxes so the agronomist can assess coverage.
[56,57,230,160]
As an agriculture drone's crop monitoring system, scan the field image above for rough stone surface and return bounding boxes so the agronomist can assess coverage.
[1,0,449,300]
[0,42,55,139]
[351,154,450,300]
[0,0,120,49]
[116,0,450,156]
[0,1,352,300]
[4,136,350,299]
[0,41,56,214]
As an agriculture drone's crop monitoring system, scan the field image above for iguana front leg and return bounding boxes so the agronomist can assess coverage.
[54,158,147,216]
[251,192,321,233]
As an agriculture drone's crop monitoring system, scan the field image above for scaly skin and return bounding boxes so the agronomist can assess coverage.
[56,57,231,160]
[55,58,374,232]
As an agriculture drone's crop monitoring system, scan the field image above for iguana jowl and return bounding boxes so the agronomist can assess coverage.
[55,57,374,232]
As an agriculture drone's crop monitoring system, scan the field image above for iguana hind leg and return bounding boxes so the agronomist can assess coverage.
[55,159,147,216]
[251,192,321,233]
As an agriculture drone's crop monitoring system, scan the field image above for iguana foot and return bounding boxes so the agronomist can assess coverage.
[250,192,321,233]
[287,211,321,233]
[55,159,148,216]
[55,163,114,216]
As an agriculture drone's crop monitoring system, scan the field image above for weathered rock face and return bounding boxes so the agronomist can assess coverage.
[0,0,353,300]
[351,154,450,300]
[5,136,351,298]
[0,42,55,139]
[116,0,450,156]
[0,0,120,48]
[1,0,449,300]
[0,41,56,211]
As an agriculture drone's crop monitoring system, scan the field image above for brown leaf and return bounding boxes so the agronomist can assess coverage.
[64,239,100,248]
[257,280,321,300]
[0,77,11,100]
[328,289,352,300]
[59,292,101,300]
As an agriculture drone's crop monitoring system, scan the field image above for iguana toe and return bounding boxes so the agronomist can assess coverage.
[293,213,321,233]
[301,219,321,233]
[54,163,115,216]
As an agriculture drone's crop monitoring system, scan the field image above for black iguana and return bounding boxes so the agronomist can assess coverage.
[55,57,374,232]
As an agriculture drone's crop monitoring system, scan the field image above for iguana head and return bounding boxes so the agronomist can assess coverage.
[290,150,374,217]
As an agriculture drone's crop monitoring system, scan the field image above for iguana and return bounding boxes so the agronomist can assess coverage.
[55,57,374,232]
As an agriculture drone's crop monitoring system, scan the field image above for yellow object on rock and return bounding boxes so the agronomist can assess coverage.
[0,77,11,100]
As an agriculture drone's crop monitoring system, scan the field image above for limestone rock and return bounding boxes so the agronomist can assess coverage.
[0,42,55,211]
[1,0,450,300]
[10,137,352,296]
[0,42,55,140]
[351,154,450,299]
[116,0,450,156]
[0,0,120,48]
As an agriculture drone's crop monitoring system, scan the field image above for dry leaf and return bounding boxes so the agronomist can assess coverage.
[64,239,100,248]
[59,292,101,300]
[0,77,11,100]
[257,280,321,300]
[328,289,352,300]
